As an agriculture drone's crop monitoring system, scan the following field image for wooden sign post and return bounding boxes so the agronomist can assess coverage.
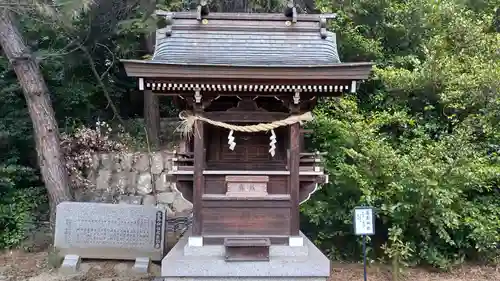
[354,206,375,281]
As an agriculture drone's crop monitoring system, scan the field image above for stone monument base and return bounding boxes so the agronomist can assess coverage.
[159,231,330,281]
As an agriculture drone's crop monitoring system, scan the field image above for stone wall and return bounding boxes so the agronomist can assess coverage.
[73,151,192,218]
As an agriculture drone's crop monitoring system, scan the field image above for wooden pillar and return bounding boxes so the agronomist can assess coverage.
[192,103,204,237]
[289,107,301,236]
[144,90,160,148]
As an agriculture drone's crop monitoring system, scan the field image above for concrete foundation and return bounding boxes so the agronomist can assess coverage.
[159,231,330,281]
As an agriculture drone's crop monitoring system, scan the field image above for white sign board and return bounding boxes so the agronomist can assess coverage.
[354,207,375,236]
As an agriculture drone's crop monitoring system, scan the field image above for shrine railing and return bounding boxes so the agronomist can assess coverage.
[169,151,327,175]
[298,151,326,173]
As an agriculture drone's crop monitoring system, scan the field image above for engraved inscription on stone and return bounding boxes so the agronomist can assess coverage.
[154,211,163,249]
[225,176,269,197]
[54,202,165,261]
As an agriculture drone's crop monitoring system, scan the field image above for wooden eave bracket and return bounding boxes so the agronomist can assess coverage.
[138,77,144,90]
[293,90,300,104]
[194,89,202,103]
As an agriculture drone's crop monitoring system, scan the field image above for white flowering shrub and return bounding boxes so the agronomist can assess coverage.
[60,121,131,189]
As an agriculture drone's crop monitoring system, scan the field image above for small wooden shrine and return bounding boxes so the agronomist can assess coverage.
[121,4,372,263]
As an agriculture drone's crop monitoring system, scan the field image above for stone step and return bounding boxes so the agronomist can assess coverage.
[224,237,271,262]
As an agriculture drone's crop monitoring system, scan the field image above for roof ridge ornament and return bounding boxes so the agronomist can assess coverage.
[284,0,298,23]
[319,17,327,39]
[155,10,173,37]
[164,14,173,37]
[197,0,209,22]
[155,10,336,22]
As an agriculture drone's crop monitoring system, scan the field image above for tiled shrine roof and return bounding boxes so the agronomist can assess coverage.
[151,12,341,67]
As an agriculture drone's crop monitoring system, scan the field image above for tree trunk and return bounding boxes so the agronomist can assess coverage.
[144,90,161,148]
[0,9,73,227]
[142,0,161,148]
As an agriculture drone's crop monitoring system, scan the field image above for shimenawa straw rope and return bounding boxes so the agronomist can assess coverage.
[176,111,314,138]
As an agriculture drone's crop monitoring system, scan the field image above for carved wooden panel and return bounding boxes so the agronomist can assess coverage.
[205,175,287,194]
[202,199,291,208]
[207,161,286,170]
[204,176,226,194]
[299,182,317,204]
[201,207,290,236]
[205,236,288,245]
[205,127,288,170]
[225,176,269,197]
[225,176,269,182]
[176,181,193,203]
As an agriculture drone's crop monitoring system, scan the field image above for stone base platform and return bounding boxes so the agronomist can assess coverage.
[158,231,330,281]
[157,276,327,281]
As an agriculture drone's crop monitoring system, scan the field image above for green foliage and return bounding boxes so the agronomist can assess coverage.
[302,0,500,269]
[0,0,175,250]
[0,165,47,248]
[0,58,34,165]
[0,0,499,270]
[0,53,46,250]
[304,98,500,267]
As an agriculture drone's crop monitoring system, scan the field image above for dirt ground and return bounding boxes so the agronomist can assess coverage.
[329,262,500,281]
[1,249,499,281]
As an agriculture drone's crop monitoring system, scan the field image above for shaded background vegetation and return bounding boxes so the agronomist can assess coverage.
[0,0,498,271]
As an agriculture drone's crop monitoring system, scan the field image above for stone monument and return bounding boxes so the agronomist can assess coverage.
[121,3,373,280]
[54,202,166,274]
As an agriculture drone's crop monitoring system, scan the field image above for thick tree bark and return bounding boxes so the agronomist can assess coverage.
[0,9,72,226]
[143,0,161,148]
[144,90,161,148]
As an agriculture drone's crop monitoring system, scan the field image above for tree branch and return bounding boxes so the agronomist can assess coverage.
[80,45,124,125]
[96,42,115,80]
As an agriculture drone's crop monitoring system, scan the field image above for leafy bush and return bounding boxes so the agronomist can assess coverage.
[302,0,500,269]
[303,97,500,268]
[0,165,47,248]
